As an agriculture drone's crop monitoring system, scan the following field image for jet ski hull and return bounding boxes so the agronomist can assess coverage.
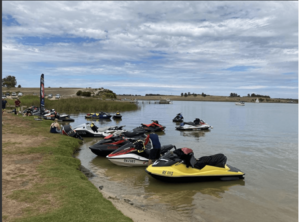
[175,125,210,130]
[146,172,244,183]
[107,154,149,167]
[43,116,75,122]
[145,164,244,183]
[90,144,124,156]
[75,129,104,137]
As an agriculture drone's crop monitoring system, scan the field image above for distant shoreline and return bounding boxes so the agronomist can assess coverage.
[2,87,298,103]
[117,95,298,104]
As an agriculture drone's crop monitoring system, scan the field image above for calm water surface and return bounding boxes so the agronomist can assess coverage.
[71,101,298,222]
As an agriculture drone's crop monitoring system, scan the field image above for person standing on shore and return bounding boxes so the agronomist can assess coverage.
[14,98,21,115]
[2,98,7,124]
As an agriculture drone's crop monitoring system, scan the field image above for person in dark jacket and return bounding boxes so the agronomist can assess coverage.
[144,131,161,165]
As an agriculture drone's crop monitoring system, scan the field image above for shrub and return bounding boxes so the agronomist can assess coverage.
[76,90,82,96]
[82,92,91,97]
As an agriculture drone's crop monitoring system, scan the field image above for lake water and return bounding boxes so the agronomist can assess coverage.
[72,101,298,222]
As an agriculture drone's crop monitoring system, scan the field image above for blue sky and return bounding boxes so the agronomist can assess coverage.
[2,1,298,98]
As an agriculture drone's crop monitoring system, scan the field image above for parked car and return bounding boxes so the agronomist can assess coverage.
[55,94,61,99]
[11,92,17,96]
[48,94,53,98]
[5,92,10,96]
[18,92,23,97]
[2,94,6,99]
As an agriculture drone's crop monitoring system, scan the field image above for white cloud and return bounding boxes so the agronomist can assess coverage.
[2,1,298,98]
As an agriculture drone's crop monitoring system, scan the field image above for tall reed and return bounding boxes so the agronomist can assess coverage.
[7,96,138,113]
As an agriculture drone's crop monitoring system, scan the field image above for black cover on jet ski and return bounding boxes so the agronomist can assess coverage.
[194,153,227,169]
[122,130,145,137]
[173,149,227,169]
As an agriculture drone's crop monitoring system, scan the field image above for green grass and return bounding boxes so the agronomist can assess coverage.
[6,96,138,113]
[4,115,132,222]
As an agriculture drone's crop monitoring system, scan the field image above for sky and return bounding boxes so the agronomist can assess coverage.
[2,1,298,99]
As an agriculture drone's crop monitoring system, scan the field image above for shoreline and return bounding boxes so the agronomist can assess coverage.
[2,112,181,222]
[2,113,134,222]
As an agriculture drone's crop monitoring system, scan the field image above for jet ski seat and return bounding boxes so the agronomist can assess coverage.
[194,154,227,170]
[122,131,144,137]
[183,121,196,126]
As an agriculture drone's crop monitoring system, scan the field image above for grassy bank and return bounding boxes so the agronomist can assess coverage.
[2,113,132,222]
[5,96,138,113]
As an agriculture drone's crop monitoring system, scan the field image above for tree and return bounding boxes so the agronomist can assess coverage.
[181,93,183,97]
[18,85,21,88]
[2,75,17,88]
[184,93,187,97]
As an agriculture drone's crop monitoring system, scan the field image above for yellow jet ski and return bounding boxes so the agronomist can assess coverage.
[145,148,245,183]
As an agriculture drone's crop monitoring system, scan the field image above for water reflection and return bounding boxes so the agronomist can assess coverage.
[89,154,245,215]
[90,155,245,198]
[180,130,207,138]
[74,101,298,222]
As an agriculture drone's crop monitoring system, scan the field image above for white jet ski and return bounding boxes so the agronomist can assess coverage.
[176,118,212,131]
[73,123,126,137]
[106,140,176,167]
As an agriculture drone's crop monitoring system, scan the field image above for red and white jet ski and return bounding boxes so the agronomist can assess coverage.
[106,140,176,167]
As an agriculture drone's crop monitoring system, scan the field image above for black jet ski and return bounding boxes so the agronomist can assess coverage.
[173,113,184,122]
[106,140,176,166]
[43,111,74,122]
[89,130,146,156]
[145,148,245,182]
[61,124,83,140]
[141,120,166,132]
[113,112,122,119]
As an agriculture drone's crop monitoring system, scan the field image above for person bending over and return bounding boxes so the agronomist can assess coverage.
[90,122,98,132]
[144,131,161,165]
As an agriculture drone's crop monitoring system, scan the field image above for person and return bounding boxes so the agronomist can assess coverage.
[14,98,21,115]
[50,119,61,133]
[144,131,161,165]
[24,108,32,116]
[178,113,183,119]
[90,122,98,132]
[194,118,200,125]
[2,98,7,124]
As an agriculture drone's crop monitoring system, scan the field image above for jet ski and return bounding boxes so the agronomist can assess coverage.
[145,148,244,182]
[141,120,166,132]
[176,118,212,130]
[43,111,75,122]
[106,140,176,167]
[85,111,111,119]
[61,124,83,140]
[113,112,122,119]
[32,107,51,116]
[89,130,147,156]
[73,123,126,137]
[173,113,184,122]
